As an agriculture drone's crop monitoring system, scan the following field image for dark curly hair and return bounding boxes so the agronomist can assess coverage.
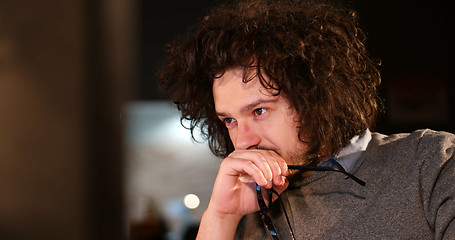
[158,0,382,161]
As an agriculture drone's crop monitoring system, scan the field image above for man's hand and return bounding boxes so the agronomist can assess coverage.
[196,149,290,240]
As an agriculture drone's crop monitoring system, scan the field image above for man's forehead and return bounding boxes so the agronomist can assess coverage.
[213,77,282,117]
[212,67,277,90]
[213,67,248,86]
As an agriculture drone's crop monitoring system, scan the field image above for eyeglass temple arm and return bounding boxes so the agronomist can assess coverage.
[287,165,366,186]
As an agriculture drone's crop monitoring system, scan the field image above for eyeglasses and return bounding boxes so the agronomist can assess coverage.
[256,157,366,240]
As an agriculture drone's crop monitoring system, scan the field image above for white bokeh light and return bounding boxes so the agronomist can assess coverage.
[183,194,200,209]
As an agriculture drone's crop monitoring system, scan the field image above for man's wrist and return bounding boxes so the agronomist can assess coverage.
[196,208,243,240]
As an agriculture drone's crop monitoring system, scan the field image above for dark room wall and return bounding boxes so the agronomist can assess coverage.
[0,0,136,239]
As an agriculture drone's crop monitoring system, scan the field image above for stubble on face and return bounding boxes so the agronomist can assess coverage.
[253,127,312,167]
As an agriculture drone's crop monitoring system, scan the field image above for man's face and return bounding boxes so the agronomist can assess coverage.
[212,67,309,165]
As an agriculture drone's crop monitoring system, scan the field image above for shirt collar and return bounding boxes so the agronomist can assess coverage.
[318,129,371,174]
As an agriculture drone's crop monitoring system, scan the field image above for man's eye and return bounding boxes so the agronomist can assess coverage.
[223,118,236,125]
[253,108,266,116]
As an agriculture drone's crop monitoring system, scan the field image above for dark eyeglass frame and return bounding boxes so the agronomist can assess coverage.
[256,157,366,240]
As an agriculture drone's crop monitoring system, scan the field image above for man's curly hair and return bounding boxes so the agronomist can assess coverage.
[158,0,382,162]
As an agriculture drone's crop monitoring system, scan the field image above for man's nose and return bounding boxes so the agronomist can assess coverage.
[233,122,261,150]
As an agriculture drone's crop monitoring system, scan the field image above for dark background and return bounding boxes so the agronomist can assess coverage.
[138,0,455,134]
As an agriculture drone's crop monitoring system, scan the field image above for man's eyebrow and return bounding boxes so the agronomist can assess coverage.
[216,97,279,117]
[240,98,278,112]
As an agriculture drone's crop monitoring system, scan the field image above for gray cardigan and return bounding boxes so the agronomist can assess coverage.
[235,129,455,239]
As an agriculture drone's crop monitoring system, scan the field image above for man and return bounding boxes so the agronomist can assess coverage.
[158,0,455,239]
